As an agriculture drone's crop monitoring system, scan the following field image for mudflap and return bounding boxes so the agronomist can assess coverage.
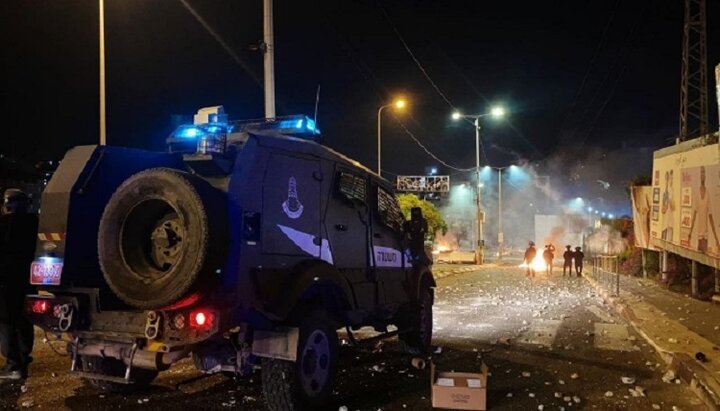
[251,327,300,362]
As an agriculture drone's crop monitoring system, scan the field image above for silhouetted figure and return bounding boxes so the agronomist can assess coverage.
[562,245,573,277]
[0,189,38,380]
[524,241,537,277]
[543,244,555,275]
[574,246,585,277]
[404,207,430,266]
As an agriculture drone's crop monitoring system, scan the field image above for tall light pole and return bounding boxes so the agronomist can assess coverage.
[497,167,505,260]
[263,0,276,118]
[482,165,511,260]
[99,0,106,145]
[377,98,407,175]
[452,106,505,265]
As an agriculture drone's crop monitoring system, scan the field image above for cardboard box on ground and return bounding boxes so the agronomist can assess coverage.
[431,361,488,410]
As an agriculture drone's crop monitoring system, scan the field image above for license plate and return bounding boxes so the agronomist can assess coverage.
[30,261,63,285]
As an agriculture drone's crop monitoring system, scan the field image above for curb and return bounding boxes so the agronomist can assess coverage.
[433,266,479,280]
[583,274,720,411]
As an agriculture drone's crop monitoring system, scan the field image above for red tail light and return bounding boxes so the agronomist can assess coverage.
[189,309,214,329]
[30,300,49,314]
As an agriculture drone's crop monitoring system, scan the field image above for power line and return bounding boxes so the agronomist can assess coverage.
[578,4,645,144]
[375,2,457,111]
[178,0,262,87]
[394,118,475,172]
[557,0,622,141]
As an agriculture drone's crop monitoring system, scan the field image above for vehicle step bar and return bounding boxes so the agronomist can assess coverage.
[69,336,139,384]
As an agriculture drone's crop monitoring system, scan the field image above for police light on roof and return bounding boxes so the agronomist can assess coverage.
[177,126,204,139]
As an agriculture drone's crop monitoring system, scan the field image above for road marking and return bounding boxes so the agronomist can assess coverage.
[593,323,639,351]
[586,305,616,323]
[518,320,561,347]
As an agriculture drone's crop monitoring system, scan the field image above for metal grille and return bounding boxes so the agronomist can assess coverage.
[338,172,366,203]
[377,187,403,229]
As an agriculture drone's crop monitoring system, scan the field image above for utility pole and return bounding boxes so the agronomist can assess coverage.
[475,118,484,265]
[679,0,708,141]
[497,168,503,261]
[263,0,276,118]
[99,0,106,145]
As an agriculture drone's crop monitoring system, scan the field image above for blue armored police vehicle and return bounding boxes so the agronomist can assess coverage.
[25,106,435,410]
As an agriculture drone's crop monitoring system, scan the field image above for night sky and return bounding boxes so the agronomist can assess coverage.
[2,1,719,212]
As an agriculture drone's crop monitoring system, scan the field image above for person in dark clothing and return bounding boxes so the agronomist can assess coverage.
[542,245,555,275]
[574,246,585,277]
[404,207,430,265]
[0,189,38,380]
[523,241,537,277]
[562,245,574,277]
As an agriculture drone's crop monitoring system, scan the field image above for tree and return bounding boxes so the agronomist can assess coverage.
[397,194,448,240]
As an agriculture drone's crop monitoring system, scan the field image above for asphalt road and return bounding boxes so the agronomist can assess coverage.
[0,265,705,410]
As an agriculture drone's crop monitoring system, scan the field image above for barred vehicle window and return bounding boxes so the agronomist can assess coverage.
[338,171,366,203]
[377,187,403,229]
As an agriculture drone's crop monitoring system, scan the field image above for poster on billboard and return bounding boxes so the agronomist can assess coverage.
[679,164,720,255]
[631,186,652,249]
[650,143,720,259]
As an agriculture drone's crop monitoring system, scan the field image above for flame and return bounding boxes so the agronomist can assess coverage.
[518,254,548,272]
[432,244,452,255]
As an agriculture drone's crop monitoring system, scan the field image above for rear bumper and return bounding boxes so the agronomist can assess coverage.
[25,293,224,355]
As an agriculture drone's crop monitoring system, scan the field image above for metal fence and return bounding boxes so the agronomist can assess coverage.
[588,255,620,296]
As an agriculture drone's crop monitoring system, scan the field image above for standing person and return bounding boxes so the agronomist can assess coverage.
[562,245,573,277]
[542,245,554,275]
[0,189,38,380]
[524,241,537,277]
[404,207,430,265]
[574,246,585,277]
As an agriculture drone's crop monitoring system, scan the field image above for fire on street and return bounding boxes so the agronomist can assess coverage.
[0,264,703,410]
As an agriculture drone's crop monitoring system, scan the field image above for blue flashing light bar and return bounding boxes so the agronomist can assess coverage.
[177,126,204,139]
[172,123,229,140]
[241,115,320,137]
[273,116,318,135]
[168,114,320,146]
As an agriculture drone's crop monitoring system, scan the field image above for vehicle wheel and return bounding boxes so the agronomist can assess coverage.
[80,355,158,393]
[98,168,227,309]
[261,311,338,411]
[398,287,434,355]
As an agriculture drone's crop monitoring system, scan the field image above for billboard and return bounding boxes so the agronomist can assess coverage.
[396,175,450,193]
[631,186,652,249]
[650,142,720,259]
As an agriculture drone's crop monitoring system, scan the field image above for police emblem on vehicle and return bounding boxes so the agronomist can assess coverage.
[282,177,304,219]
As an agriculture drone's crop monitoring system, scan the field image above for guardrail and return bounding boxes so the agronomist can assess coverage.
[588,255,620,296]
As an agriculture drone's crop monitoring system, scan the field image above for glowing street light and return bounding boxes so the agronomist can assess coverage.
[490,106,505,118]
[377,97,408,175]
[451,105,506,264]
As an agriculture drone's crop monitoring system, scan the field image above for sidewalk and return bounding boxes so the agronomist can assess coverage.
[585,273,720,410]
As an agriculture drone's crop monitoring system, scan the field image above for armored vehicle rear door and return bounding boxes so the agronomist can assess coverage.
[262,153,324,261]
[371,183,408,307]
[326,168,373,308]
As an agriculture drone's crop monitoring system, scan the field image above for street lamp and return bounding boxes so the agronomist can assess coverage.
[377,97,407,175]
[481,165,513,260]
[451,106,505,264]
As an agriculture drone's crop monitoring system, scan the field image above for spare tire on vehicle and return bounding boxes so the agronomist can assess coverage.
[98,168,227,309]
